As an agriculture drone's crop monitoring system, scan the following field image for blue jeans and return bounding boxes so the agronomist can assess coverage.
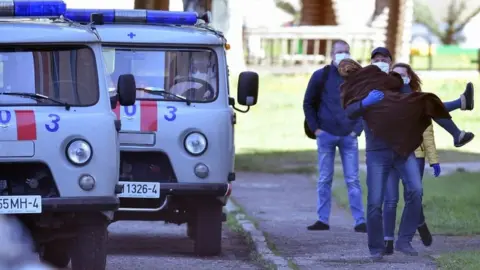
[444,99,461,112]
[316,131,365,226]
[365,150,423,255]
[383,157,426,240]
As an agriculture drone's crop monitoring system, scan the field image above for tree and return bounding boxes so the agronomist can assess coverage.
[414,0,480,45]
[274,0,301,25]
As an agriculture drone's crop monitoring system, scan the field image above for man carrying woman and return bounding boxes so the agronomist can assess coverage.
[339,47,474,260]
[383,62,474,254]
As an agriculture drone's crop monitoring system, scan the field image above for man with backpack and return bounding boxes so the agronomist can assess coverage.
[303,40,366,232]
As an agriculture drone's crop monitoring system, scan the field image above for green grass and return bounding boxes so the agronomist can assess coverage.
[411,54,478,70]
[332,172,480,235]
[436,250,480,270]
[233,74,480,173]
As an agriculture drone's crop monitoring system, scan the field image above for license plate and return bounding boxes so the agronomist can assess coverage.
[0,195,42,214]
[118,181,160,198]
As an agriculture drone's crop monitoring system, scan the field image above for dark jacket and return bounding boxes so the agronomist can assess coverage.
[303,65,363,136]
[342,65,451,156]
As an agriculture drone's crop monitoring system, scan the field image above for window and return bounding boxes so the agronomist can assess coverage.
[0,46,99,106]
[103,47,218,103]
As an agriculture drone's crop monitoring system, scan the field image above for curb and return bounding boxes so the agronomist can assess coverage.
[225,200,292,270]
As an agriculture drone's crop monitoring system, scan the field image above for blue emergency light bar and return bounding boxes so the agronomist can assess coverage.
[0,0,66,17]
[64,9,198,25]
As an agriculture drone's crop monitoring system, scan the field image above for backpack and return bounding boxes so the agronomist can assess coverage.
[304,65,330,139]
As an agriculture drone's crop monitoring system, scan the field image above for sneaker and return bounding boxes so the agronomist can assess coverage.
[395,241,419,256]
[418,223,433,247]
[384,240,394,255]
[307,221,330,231]
[370,252,384,261]
[461,82,474,110]
[454,131,475,147]
[354,223,367,233]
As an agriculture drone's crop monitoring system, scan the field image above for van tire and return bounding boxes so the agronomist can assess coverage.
[193,201,222,256]
[70,216,108,270]
[41,240,70,268]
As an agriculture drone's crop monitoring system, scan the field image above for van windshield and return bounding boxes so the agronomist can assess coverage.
[102,47,218,103]
[0,46,99,106]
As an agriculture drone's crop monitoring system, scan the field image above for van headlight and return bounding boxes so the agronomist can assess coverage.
[66,139,93,165]
[184,132,208,156]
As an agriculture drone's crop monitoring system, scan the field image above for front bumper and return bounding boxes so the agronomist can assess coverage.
[159,182,231,197]
[43,196,119,212]
[116,182,232,214]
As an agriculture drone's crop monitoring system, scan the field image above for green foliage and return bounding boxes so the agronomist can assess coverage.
[414,0,480,45]
[274,0,301,24]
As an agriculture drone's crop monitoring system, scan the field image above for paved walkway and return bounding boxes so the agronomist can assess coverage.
[231,172,480,269]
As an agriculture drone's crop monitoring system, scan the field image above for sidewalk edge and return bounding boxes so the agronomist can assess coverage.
[225,199,292,270]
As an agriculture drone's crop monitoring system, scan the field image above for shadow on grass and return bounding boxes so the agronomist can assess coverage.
[236,149,480,174]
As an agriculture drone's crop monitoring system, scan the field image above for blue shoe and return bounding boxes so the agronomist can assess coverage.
[454,131,474,147]
[461,82,474,110]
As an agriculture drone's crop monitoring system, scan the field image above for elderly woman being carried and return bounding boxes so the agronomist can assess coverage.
[338,58,474,157]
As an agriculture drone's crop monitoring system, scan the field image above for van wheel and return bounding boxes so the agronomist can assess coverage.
[70,215,108,270]
[193,201,223,256]
[41,240,70,268]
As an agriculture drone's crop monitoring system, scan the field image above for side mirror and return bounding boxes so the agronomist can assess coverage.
[117,74,136,106]
[237,71,259,106]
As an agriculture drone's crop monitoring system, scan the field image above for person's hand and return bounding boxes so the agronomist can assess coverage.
[431,163,441,177]
[314,129,322,136]
[362,90,384,107]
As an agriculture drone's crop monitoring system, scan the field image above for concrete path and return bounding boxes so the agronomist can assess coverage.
[231,172,480,269]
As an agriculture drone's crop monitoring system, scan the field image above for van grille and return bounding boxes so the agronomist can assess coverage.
[0,162,58,197]
[119,151,176,209]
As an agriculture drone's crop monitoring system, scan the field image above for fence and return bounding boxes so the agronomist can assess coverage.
[243,25,383,74]
[243,27,480,73]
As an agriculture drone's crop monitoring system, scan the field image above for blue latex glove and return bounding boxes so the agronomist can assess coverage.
[431,163,441,177]
[361,90,384,107]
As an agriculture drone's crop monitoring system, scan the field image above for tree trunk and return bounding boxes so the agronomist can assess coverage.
[134,0,169,10]
[300,0,336,25]
[183,0,212,13]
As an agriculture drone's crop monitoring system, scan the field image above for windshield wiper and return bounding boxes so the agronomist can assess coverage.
[136,88,191,106]
[0,92,71,110]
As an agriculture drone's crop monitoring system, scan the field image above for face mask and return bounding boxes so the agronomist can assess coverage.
[334,53,350,65]
[402,76,410,85]
[372,62,390,73]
